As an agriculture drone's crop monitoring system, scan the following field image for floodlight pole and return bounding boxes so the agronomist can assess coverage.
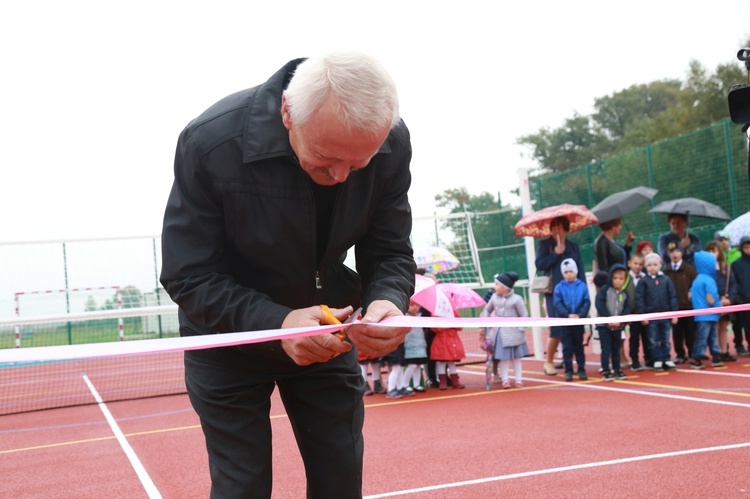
[518,168,544,360]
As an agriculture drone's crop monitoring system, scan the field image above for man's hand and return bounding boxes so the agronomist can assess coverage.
[280,306,354,366]
[346,300,408,358]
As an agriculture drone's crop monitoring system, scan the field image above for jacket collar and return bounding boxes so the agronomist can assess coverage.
[242,58,392,164]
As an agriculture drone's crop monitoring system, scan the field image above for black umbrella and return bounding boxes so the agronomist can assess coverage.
[648,197,731,220]
[590,186,658,224]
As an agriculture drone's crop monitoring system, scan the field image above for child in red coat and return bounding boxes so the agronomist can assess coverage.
[430,320,466,390]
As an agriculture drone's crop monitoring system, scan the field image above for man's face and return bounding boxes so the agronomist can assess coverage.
[629,256,644,274]
[646,261,661,274]
[563,270,577,282]
[611,271,626,290]
[282,97,389,186]
[669,249,682,263]
[668,215,688,234]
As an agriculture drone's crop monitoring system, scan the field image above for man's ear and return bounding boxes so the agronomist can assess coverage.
[281,95,292,130]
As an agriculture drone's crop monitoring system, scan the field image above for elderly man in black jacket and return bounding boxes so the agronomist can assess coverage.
[160,52,415,498]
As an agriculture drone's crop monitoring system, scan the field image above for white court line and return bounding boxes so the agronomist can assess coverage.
[363,440,750,498]
[525,375,750,408]
[81,373,162,499]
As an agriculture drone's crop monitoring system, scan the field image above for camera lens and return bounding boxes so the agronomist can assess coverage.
[738,48,750,61]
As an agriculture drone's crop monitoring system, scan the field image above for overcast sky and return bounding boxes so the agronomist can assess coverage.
[1,0,749,243]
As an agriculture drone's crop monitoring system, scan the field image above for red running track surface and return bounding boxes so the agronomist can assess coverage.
[2,356,750,497]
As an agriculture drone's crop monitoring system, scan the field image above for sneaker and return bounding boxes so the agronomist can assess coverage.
[414,385,426,392]
[673,357,686,364]
[501,380,511,389]
[721,352,737,362]
[385,389,403,399]
[653,361,664,371]
[689,359,705,370]
[736,346,749,355]
[398,387,415,397]
[711,358,725,368]
[643,361,655,371]
[700,354,710,360]
[514,381,524,388]
[602,371,614,382]
[630,362,643,372]
[598,367,605,374]
[615,371,628,380]
[664,360,676,370]
[373,380,387,394]
[578,371,588,381]
[564,372,573,382]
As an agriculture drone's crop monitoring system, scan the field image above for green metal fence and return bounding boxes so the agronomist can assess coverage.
[433,118,749,283]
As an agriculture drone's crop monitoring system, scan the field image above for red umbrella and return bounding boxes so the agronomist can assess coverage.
[513,204,599,238]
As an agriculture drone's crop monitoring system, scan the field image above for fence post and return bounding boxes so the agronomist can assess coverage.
[518,168,544,360]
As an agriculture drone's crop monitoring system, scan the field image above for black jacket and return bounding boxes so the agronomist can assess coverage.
[635,271,678,314]
[160,59,416,338]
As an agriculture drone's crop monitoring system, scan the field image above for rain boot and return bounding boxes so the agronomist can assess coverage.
[438,374,448,390]
[450,373,465,389]
[373,379,386,394]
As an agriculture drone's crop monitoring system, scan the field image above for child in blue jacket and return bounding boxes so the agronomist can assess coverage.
[689,251,725,369]
[553,258,591,381]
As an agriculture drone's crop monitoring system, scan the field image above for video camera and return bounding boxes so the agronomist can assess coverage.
[728,48,750,131]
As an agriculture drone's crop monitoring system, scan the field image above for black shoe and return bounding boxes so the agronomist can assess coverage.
[630,362,643,372]
[614,371,628,380]
[721,352,737,362]
[700,355,710,360]
[602,371,614,382]
[673,357,686,364]
[564,372,573,382]
[711,358,725,367]
[736,346,749,355]
[689,359,705,370]
[578,371,588,381]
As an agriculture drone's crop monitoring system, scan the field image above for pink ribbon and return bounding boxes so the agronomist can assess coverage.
[2,304,749,363]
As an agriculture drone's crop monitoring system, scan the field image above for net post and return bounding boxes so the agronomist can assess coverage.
[116,286,124,341]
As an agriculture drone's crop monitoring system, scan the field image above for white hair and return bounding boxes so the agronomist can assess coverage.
[284,51,400,133]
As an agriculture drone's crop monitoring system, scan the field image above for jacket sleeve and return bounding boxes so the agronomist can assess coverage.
[553,286,569,317]
[160,127,291,334]
[353,124,416,313]
[594,236,608,272]
[579,285,591,317]
[514,295,529,319]
[727,264,738,301]
[535,239,556,274]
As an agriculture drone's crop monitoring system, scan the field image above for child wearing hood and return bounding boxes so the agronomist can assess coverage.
[689,251,725,369]
[553,258,591,381]
[481,271,529,388]
[595,264,630,381]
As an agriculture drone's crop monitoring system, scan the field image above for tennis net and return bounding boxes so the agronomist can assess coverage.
[0,306,185,415]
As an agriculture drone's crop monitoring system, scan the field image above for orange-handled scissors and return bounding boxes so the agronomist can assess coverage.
[320,305,361,340]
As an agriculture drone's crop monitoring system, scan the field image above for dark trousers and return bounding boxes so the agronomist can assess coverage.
[734,311,749,349]
[672,315,695,359]
[599,327,622,372]
[424,329,438,383]
[185,347,365,499]
[628,321,651,365]
[561,326,586,374]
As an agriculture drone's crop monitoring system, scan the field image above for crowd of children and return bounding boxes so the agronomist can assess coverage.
[357,235,750,394]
